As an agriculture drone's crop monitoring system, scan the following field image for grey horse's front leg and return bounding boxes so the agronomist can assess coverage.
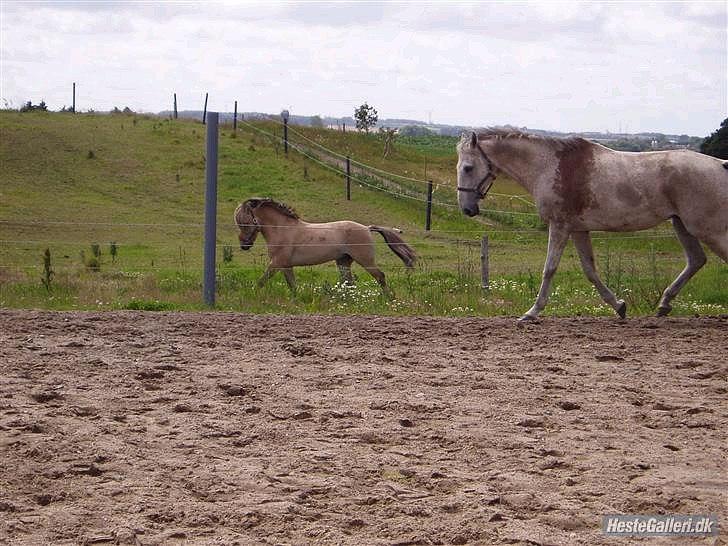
[657,216,706,316]
[572,231,626,318]
[519,223,570,322]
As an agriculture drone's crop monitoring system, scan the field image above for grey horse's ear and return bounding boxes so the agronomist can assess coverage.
[470,131,477,147]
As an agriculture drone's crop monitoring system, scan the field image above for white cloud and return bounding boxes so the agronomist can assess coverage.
[0,1,725,134]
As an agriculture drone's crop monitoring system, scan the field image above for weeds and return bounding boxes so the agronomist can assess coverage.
[41,248,54,291]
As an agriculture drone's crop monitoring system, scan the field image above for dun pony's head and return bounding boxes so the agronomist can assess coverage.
[234,199,262,250]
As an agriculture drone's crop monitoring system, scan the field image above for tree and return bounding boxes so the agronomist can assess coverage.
[398,124,434,137]
[354,102,378,133]
[19,100,48,112]
[700,118,728,159]
[310,115,324,128]
[379,127,397,158]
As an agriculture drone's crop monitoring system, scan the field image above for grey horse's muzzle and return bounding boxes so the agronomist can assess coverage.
[461,203,480,217]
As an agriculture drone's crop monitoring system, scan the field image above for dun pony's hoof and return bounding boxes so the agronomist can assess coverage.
[656,305,672,317]
[616,300,627,319]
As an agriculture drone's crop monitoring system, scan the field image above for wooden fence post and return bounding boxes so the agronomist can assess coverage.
[72,82,76,113]
[173,93,178,119]
[284,118,288,155]
[202,92,208,124]
[345,156,351,200]
[425,180,433,231]
[481,234,489,290]
[233,100,237,131]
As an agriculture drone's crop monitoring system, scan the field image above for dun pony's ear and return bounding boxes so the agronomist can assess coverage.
[246,198,261,209]
[470,131,477,148]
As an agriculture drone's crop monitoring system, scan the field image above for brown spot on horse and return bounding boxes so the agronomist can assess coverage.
[553,139,596,219]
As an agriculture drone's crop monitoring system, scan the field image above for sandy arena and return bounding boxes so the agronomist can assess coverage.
[0,310,726,545]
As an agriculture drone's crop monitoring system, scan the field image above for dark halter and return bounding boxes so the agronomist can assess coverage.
[457,139,497,199]
[240,209,261,246]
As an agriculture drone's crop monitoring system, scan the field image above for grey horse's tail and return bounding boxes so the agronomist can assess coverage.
[368,226,416,268]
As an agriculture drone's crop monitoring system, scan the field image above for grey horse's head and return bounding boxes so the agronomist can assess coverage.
[456,131,497,217]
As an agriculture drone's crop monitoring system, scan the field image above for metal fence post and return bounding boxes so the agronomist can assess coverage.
[425,180,433,231]
[346,156,351,200]
[203,112,219,306]
[481,233,489,290]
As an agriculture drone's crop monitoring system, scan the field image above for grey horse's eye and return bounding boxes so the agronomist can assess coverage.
[464,165,473,174]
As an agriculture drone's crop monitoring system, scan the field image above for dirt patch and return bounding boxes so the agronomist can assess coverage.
[0,310,726,545]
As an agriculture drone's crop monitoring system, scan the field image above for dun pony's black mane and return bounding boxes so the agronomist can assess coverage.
[461,128,589,151]
[247,198,299,219]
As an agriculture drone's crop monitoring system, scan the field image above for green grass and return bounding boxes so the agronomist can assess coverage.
[0,110,726,317]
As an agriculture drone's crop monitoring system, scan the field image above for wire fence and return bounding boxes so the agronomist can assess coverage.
[270,119,539,207]
[1,113,702,310]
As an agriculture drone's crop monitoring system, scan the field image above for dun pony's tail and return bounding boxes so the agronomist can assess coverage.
[369,226,416,269]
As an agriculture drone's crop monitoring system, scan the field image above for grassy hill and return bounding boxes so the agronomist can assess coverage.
[1,111,726,316]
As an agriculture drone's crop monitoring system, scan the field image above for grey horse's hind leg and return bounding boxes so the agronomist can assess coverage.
[336,255,355,284]
[572,231,626,318]
[657,216,707,316]
[520,224,570,322]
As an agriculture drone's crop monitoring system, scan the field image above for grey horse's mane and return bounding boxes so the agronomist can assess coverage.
[246,197,300,219]
[461,128,589,151]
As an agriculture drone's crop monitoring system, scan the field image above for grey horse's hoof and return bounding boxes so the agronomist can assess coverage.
[616,300,627,319]
[656,305,672,317]
[517,314,539,324]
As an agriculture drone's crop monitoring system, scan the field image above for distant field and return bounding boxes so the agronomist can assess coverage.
[1,111,726,316]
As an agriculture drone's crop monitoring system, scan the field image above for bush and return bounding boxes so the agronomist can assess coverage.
[20,100,48,112]
[700,118,728,159]
[123,299,174,311]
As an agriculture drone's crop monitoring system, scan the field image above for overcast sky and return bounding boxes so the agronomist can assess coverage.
[1,1,726,136]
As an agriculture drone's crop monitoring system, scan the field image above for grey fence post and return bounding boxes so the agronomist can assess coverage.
[425,180,433,231]
[481,233,489,290]
[203,112,219,306]
[346,156,351,200]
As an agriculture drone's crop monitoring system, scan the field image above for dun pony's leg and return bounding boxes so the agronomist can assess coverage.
[282,268,297,293]
[367,268,386,288]
[257,265,276,288]
[657,216,707,316]
[336,255,354,284]
[364,266,393,297]
[572,231,626,318]
[520,224,570,322]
